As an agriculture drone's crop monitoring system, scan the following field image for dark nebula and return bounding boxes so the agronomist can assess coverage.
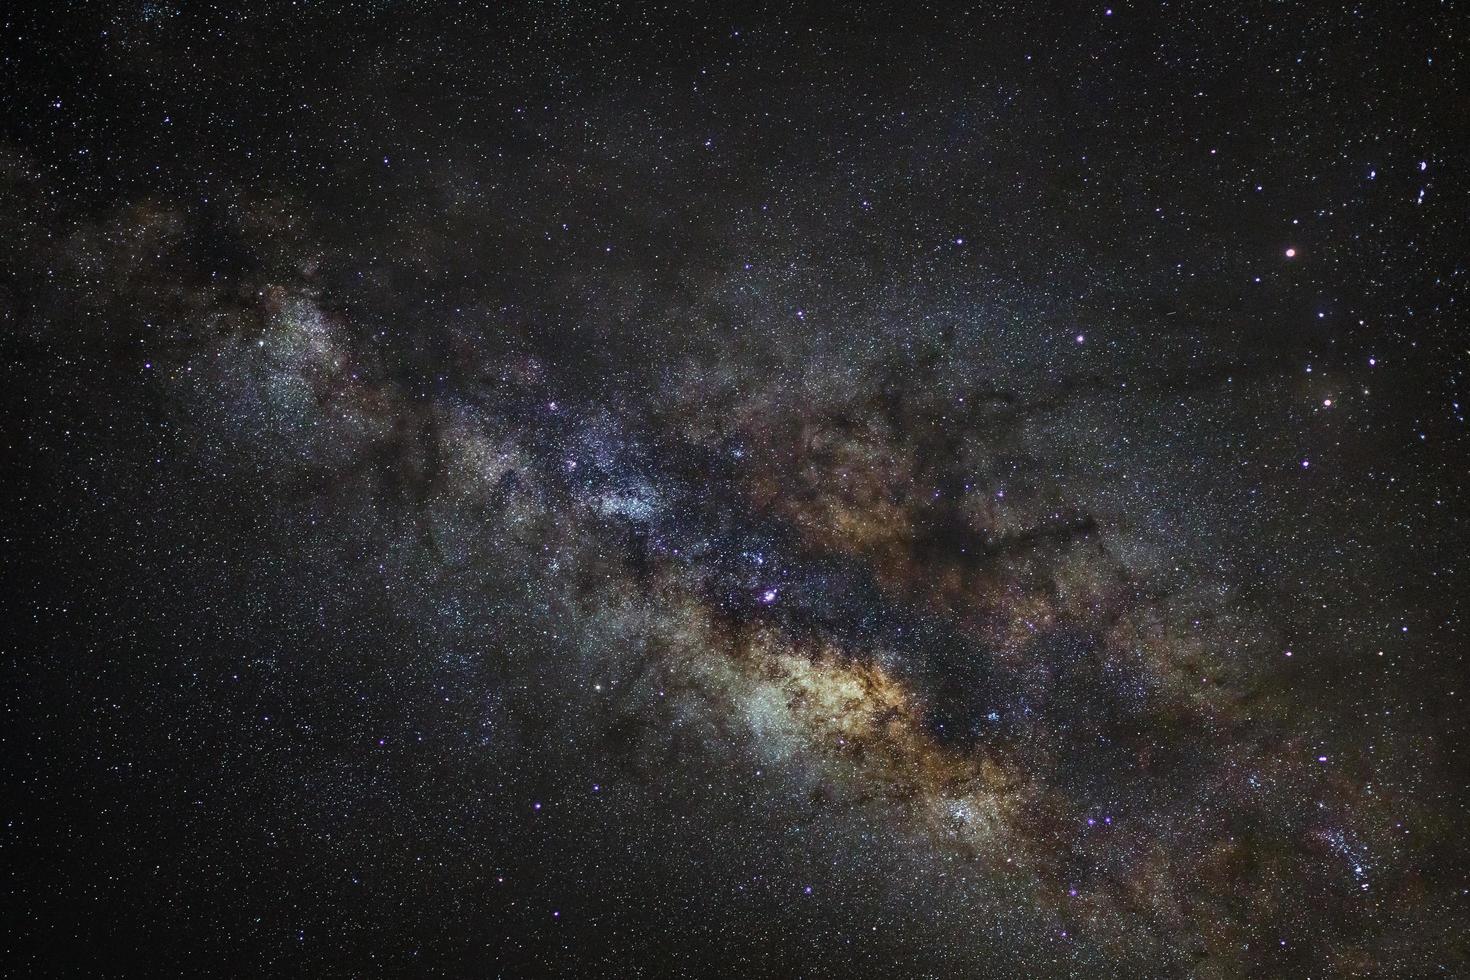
[5,3,1469,976]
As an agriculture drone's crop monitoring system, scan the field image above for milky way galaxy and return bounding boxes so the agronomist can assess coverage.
[6,4,1469,977]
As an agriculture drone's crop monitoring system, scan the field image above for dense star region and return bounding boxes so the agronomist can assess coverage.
[4,3,1469,977]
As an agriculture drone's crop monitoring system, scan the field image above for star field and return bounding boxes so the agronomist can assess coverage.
[4,3,1469,976]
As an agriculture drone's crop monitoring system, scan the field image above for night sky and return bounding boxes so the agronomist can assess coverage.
[5,3,1469,976]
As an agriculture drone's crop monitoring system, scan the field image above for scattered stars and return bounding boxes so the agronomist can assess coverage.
[9,6,1463,975]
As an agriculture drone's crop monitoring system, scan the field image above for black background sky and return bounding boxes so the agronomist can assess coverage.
[5,2,1469,977]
